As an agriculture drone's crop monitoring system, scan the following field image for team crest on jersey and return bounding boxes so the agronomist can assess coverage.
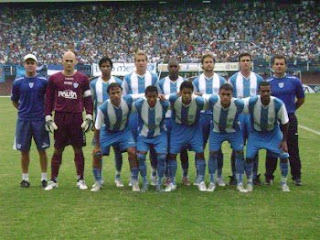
[28,82,34,88]
[73,82,79,88]
[278,82,284,88]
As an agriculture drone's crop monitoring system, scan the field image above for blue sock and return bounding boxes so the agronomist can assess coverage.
[208,154,217,183]
[157,154,166,185]
[93,168,101,183]
[114,150,122,178]
[217,151,223,178]
[131,167,139,181]
[245,160,253,184]
[137,153,147,181]
[196,159,206,182]
[235,153,244,185]
[169,159,177,184]
[280,160,289,179]
[252,154,259,179]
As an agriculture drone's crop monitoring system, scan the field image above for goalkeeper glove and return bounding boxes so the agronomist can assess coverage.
[45,115,58,133]
[81,114,93,133]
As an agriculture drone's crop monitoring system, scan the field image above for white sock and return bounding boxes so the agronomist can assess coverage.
[41,172,47,181]
[22,173,29,181]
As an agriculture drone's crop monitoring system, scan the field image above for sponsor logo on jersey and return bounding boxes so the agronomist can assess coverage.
[73,82,79,88]
[278,82,284,88]
[64,81,73,85]
[28,82,34,88]
[65,77,73,81]
[58,90,77,99]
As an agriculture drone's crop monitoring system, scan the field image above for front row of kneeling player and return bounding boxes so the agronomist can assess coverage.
[89,81,290,193]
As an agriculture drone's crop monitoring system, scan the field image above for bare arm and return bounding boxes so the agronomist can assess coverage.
[12,101,19,110]
[280,122,289,152]
[295,97,305,110]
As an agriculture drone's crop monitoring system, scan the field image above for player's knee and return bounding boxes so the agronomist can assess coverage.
[127,147,136,156]
[54,147,64,155]
[234,151,244,160]
[210,151,219,159]
[93,157,102,168]
[246,158,254,163]
[169,154,177,160]
[280,158,288,164]
[196,152,204,159]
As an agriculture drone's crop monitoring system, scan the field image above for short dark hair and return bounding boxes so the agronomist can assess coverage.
[201,53,216,64]
[271,55,286,65]
[107,82,122,93]
[219,83,233,93]
[180,81,194,92]
[258,81,270,90]
[99,57,113,68]
[145,85,158,95]
[239,52,252,62]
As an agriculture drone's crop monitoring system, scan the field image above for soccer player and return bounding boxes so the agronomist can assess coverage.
[133,85,169,192]
[44,50,93,191]
[265,55,305,186]
[246,81,290,192]
[229,52,264,185]
[92,83,140,192]
[193,53,227,186]
[158,57,190,186]
[166,81,207,192]
[11,54,49,188]
[207,83,247,192]
[122,50,159,186]
[90,57,124,188]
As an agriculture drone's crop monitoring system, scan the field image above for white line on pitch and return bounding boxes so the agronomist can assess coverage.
[299,125,320,136]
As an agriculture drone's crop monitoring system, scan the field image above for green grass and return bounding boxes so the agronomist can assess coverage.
[0,94,319,239]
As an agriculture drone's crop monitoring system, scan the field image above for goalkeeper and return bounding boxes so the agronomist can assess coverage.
[44,50,93,191]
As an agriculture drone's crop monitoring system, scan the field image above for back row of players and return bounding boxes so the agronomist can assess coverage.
[12,50,305,193]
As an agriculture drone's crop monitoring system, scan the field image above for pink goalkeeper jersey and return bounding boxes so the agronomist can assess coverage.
[45,71,93,115]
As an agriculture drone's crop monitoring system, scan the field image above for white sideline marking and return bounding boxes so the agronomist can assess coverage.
[299,125,320,136]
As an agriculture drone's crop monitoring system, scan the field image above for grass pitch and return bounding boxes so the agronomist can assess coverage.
[0,94,319,239]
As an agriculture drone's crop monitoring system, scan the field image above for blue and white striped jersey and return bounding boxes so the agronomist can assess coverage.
[122,71,159,99]
[90,76,123,117]
[133,98,169,138]
[95,95,134,132]
[158,76,185,118]
[229,71,264,98]
[193,73,226,114]
[207,95,245,133]
[169,94,205,126]
[247,96,289,132]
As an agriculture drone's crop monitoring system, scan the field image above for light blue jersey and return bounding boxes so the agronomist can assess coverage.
[247,96,289,132]
[159,76,185,118]
[133,98,169,138]
[229,72,264,98]
[122,71,159,98]
[90,76,123,118]
[95,95,134,132]
[207,95,245,133]
[169,94,205,126]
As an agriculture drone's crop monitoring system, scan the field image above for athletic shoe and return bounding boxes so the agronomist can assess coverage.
[44,181,58,191]
[77,180,88,190]
[132,181,140,192]
[141,181,149,193]
[163,177,170,187]
[165,183,177,192]
[207,182,216,192]
[198,181,207,192]
[150,174,157,186]
[193,176,201,186]
[156,184,164,192]
[20,180,30,188]
[182,176,191,186]
[246,183,253,192]
[281,183,290,192]
[253,174,262,185]
[41,180,48,188]
[228,176,237,186]
[294,178,302,186]
[217,177,226,187]
[91,182,101,192]
[237,184,248,193]
[265,178,274,185]
[114,178,124,188]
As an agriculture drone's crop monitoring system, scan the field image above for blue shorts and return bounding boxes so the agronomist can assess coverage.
[200,113,212,145]
[100,127,136,155]
[14,119,50,151]
[239,113,252,142]
[209,130,244,152]
[137,131,167,154]
[170,121,203,154]
[128,112,138,140]
[246,127,289,159]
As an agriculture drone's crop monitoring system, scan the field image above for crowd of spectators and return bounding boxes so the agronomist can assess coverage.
[0,1,319,65]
